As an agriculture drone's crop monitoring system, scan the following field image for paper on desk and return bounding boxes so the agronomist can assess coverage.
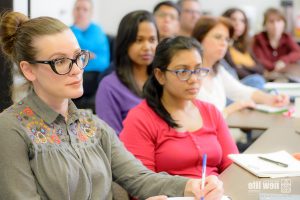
[167,196,231,200]
[229,150,300,178]
[254,104,288,113]
[264,82,300,90]
[264,82,300,97]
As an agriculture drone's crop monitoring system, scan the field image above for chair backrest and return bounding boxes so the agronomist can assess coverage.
[106,34,116,63]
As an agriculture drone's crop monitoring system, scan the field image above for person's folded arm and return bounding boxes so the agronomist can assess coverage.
[279,35,300,65]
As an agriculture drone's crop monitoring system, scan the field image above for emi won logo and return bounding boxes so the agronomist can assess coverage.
[248,179,291,193]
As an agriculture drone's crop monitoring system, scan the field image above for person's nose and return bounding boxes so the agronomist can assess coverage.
[187,71,200,83]
[142,41,152,50]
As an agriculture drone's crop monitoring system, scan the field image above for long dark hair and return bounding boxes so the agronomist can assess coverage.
[115,10,159,97]
[222,8,249,53]
[143,36,202,128]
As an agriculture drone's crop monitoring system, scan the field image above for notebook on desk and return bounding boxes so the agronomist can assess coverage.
[254,104,288,113]
[228,151,300,178]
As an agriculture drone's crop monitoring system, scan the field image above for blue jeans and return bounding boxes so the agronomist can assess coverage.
[241,74,266,90]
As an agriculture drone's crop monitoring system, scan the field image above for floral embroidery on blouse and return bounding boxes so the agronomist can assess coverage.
[14,106,97,145]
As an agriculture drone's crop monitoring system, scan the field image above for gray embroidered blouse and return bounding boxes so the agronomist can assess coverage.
[0,91,188,200]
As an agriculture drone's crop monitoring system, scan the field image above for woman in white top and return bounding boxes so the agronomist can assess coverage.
[192,16,289,117]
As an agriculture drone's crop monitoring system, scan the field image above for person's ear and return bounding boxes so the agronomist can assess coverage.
[20,61,37,81]
[154,68,166,85]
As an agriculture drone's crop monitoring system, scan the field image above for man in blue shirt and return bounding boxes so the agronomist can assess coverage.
[71,0,110,112]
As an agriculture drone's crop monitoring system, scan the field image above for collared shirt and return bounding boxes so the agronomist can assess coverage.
[0,91,187,200]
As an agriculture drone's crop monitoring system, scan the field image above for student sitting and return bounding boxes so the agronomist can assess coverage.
[120,37,238,183]
[96,10,158,134]
[252,8,300,72]
[192,16,289,118]
[222,8,265,90]
[0,11,219,200]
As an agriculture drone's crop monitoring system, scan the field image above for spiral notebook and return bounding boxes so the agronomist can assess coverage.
[228,151,300,178]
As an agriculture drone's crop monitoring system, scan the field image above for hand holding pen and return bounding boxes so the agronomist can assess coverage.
[184,176,223,200]
[269,90,290,107]
[183,153,223,200]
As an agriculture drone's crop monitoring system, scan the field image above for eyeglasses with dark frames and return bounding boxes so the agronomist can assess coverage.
[28,50,90,75]
[165,67,210,81]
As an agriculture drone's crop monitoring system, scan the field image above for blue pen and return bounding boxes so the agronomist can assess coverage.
[201,154,207,200]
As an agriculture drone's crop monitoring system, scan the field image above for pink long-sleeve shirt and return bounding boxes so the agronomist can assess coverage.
[120,100,239,178]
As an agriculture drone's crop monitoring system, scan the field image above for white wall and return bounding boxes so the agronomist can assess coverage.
[13,0,300,35]
[95,0,283,35]
[14,0,76,25]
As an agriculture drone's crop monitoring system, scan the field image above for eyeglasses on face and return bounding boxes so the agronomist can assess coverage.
[211,34,233,45]
[165,67,210,81]
[28,50,90,75]
[155,12,179,21]
[182,9,201,16]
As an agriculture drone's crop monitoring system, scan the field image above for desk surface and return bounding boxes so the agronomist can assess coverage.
[264,64,300,82]
[284,64,300,82]
[220,119,300,199]
[226,109,290,130]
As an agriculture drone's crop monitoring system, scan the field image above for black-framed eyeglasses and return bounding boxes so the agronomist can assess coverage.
[165,67,210,81]
[28,50,90,75]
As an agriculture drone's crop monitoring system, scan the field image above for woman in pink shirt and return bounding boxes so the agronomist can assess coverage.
[120,37,236,199]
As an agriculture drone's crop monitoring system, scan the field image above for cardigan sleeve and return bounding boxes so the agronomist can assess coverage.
[219,66,256,101]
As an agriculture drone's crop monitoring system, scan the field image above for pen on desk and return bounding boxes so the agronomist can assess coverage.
[258,156,288,168]
[201,154,207,200]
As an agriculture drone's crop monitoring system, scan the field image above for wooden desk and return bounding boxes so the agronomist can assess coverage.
[220,119,300,199]
[264,64,300,82]
[226,109,290,130]
[283,64,300,83]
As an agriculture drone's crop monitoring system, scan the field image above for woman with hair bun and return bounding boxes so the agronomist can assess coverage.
[0,11,212,200]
